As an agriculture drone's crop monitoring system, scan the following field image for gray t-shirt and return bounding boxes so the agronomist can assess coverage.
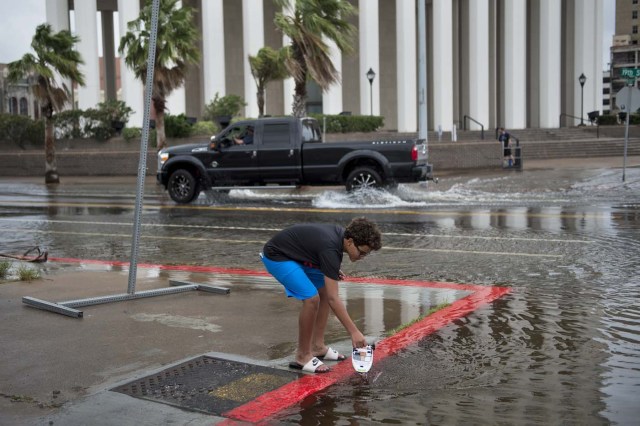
[263,224,344,280]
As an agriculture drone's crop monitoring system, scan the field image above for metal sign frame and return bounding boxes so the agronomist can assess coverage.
[22,0,230,318]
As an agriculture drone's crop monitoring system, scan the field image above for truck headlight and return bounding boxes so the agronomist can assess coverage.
[158,151,169,168]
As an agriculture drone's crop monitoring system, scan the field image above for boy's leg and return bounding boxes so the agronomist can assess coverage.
[297,295,328,369]
[311,286,331,354]
[260,256,329,371]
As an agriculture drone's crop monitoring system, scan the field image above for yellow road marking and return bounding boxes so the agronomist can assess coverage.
[0,218,592,244]
[3,228,563,258]
[0,199,611,220]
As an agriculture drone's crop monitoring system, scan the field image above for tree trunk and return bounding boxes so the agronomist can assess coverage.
[44,116,59,184]
[155,107,167,151]
[257,88,265,118]
[292,79,307,118]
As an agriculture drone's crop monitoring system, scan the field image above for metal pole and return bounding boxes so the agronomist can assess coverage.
[623,82,631,182]
[369,81,373,116]
[127,0,161,294]
[580,85,584,126]
[417,0,428,143]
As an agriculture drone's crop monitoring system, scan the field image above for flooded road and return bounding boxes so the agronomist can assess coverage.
[0,162,639,424]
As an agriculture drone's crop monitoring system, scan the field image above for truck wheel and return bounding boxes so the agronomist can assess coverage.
[168,169,200,203]
[345,167,382,191]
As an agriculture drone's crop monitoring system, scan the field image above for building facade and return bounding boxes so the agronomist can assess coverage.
[44,0,604,131]
[610,0,640,113]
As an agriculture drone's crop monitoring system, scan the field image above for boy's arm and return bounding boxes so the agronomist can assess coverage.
[324,276,367,348]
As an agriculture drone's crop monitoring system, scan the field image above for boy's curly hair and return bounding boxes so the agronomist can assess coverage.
[344,217,382,251]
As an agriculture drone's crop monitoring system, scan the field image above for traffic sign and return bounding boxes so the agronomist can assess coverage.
[621,68,640,78]
[616,85,640,112]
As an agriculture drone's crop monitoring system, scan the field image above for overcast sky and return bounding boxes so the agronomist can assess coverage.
[0,0,617,69]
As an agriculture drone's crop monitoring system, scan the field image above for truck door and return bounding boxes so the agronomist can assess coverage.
[258,121,301,183]
[208,124,260,185]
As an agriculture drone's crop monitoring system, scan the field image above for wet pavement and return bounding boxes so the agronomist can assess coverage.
[0,156,639,424]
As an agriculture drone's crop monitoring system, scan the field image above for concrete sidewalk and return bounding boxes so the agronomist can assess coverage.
[1,263,469,425]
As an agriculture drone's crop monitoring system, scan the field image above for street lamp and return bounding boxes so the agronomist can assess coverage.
[579,73,587,126]
[366,67,376,116]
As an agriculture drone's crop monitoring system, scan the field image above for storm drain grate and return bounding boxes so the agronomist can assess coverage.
[111,355,303,416]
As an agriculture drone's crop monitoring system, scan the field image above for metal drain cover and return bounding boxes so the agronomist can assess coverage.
[111,355,302,415]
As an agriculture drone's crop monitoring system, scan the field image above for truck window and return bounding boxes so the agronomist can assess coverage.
[301,119,322,143]
[262,123,291,146]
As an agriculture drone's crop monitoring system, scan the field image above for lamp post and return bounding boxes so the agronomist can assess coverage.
[579,73,586,126]
[366,67,376,116]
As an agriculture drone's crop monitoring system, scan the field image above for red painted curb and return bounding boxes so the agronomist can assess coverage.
[46,257,511,423]
[221,286,511,424]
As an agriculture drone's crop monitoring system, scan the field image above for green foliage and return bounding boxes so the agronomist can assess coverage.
[274,0,357,117]
[7,24,85,114]
[16,264,41,281]
[164,114,193,138]
[122,127,142,141]
[97,100,132,123]
[310,114,384,133]
[53,101,133,141]
[190,120,219,136]
[203,93,247,120]
[0,114,44,148]
[0,261,11,279]
[596,114,617,125]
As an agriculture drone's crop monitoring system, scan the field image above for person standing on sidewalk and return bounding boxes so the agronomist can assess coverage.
[260,218,382,373]
[498,127,514,167]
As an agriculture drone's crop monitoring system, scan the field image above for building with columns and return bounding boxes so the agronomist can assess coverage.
[44,0,604,131]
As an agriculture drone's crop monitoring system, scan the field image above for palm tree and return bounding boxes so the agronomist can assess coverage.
[249,47,289,117]
[119,0,200,151]
[7,24,85,184]
[274,0,356,117]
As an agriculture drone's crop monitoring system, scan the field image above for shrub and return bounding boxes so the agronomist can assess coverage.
[0,114,45,148]
[0,261,11,279]
[16,264,41,281]
[122,127,142,142]
[596,114,617,125]
[203,93,247,121]
[53,100,133,141]
[190,120,219,136]
[310,114,384,133]
[164,114,193,138]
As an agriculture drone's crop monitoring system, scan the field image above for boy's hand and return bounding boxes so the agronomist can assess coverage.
[351,330,366,348]
[338,270,346,280]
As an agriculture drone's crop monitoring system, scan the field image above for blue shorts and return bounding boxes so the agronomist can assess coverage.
[260,253,325,300]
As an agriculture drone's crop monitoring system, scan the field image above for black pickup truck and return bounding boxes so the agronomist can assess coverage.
[156,116,434,203]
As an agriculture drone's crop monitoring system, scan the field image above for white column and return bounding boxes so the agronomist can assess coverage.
[166,1,185,116]
[242,0,264,118]
[46,0,70,111]
[281,2,294,114]
[539,0,561,128]
[75,0,100,109]
[432,0,454,131]
[46,0,69,32]
[202,0,226,104]
[396,0,417,132]
[118,0,144,127]
[322,38,343,114]
[574,0,598,125]
[359,0,379,116]
[594,0,604,115]
[503,0,527,129]
[468,0,490,131]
